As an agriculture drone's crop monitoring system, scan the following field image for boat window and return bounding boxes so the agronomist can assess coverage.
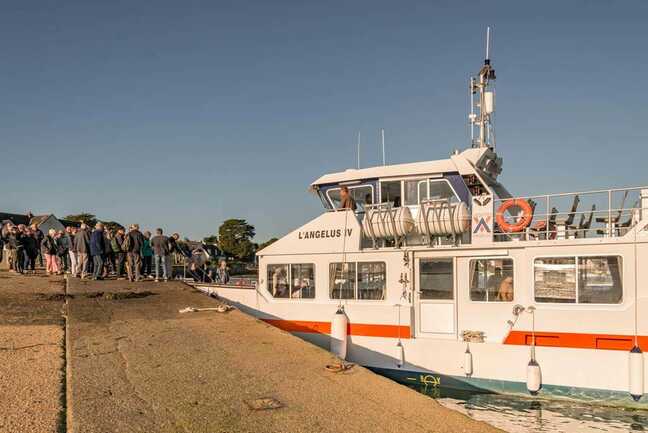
[428,180,457,202]
[357,262,386,300]
[404,180,427,206]
[469,258,514,302]
[535,256,623,304]
[534,257,576,303]
[329,262,356,299]
[329,261,386,300]
[578,256,623,304]
[291,264,316,299]
[268,264,290,298]
[403,179,458,206]
[419,258,453,300]
[380,181,402,207]
[326,185,374,211]
[268,264,315,299]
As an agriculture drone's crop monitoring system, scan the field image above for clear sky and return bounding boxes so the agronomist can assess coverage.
[2,1,647,241]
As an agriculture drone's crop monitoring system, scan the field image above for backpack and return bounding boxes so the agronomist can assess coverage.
[111,237,121,253]
[121,233,131,252]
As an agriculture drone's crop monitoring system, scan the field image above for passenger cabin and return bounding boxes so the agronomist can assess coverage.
[306,147,648,249]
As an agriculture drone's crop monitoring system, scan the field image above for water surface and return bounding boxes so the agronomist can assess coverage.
[408,385,648,432]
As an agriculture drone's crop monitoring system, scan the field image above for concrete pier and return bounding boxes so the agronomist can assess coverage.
[1,272,500,433]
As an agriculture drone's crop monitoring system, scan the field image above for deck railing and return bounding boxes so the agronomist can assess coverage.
[492,186,648,241]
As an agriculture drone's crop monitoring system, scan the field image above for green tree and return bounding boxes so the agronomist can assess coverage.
[102,221,125,232]
[257,237,279,252]
[64,213,98,227]
[218,219,256,260]
[203,235,218,245]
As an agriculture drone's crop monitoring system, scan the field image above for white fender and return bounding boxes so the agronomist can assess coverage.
[395,341,404,367]
[464,346,473,377]
[629,346,644,401]
[330,308,348,360]
[527,359,542,395]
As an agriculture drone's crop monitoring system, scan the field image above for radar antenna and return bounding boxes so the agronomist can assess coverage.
[469,27,496,148]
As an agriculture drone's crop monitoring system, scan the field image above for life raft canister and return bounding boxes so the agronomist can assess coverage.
[496,199,534,233]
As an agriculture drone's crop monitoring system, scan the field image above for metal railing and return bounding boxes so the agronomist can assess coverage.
[493,186,648,241]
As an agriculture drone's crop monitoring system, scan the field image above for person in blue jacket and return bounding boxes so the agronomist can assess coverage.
[89,222,106,281]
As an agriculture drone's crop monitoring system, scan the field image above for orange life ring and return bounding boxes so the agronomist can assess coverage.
[496,199,533,233]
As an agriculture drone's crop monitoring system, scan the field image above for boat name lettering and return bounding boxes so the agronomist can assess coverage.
[298,229,353,240]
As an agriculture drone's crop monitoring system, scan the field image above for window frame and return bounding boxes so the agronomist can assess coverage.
[328,261,387,301]
[267,263,316,300]
[418,257,455,301]
[325,184,375,211]
[468,257,515,303]
[400,177,461,207]
[532,254,624,305]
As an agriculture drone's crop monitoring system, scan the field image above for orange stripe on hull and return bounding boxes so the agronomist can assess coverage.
[504,330,648,351]
[262,319,410,339]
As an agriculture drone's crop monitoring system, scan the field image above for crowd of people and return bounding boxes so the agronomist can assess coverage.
[0,222,184,282]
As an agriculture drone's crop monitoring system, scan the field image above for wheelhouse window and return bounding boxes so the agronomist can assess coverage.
[469,259,514,302]
[329,262,385,300]
[419,258,453,300]
[380,181,402,207]
[268,264,315,299]
[404,179,458,206]
[534,256,622,304]
[326,185,374,211]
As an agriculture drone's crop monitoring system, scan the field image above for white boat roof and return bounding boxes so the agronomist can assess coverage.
[310,147,491,187]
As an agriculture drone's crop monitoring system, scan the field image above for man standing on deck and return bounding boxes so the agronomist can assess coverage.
[125,224,145,282]
[340,186,357,211]
[89,223,105,280]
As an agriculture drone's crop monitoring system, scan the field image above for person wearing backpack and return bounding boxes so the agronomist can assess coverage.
[112,228,126,279]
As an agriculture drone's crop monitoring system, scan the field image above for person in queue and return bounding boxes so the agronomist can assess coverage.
[89,222,105,281]
[74,223,91,279]
[42,229,60,275]
[150,228,170,282]
[124,224,145,282]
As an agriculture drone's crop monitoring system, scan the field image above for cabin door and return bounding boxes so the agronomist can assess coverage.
[414,256,456,338]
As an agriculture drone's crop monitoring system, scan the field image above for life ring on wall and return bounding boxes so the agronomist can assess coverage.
[496,199,533,233]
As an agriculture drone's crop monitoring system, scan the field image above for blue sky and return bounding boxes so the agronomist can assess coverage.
[2,1,647,241]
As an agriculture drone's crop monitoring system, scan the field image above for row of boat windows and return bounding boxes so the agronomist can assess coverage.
[266,255,623,304]
[324,179,458,211]
[267,262,386,300]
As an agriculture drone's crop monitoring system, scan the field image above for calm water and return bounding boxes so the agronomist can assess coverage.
[408,385,648,432]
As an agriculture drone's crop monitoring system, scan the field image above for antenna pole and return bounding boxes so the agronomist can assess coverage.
[485,26,490,60]
[468,27,496,149]
[357,131,361,169]
[381,128,385,165]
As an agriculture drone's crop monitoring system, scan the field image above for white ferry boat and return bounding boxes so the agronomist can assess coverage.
[197,33,648,407]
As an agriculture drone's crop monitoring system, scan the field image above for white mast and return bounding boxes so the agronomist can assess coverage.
[381,128,385,165]
[469,27,496,149]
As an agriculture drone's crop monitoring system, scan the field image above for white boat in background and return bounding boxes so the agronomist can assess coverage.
[196,30,648,407]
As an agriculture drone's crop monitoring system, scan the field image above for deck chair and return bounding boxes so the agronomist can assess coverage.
[577,204,596,238]
[617,199,640,236]
[596,190,630,236]
[527,207,558,240]
[564,195,581,227]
